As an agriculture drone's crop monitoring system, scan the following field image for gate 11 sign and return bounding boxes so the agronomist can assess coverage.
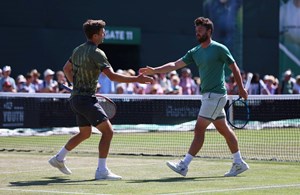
[104,27,141,45]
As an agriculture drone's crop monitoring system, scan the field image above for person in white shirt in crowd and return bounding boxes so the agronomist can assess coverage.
[98,72,115,94]
[248,73,261,95]
[30,69,43,92]
[278,69,296,94]
[166,75,183,95]
[145,74,164,94]
[179,68,197,95]
[38,69,58,93]
[293,75,300,94]
[0,66,17,92]
[16,75,27,92]
[18,73,36,93]
[261,75,278,95]
[157,73,172,94]
[0,68,2,78]
[56,70,70,93]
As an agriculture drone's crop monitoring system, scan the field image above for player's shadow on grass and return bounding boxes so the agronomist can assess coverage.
[128,176,225,183]
[10,177,106,186]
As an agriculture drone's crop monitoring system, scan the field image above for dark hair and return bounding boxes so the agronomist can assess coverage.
[194,17,214,35]
[83,19,106,39]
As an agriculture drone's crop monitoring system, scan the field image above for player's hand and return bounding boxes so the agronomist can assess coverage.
[137,74,154,84]
[239,87,248,100]
[139,66,155,75]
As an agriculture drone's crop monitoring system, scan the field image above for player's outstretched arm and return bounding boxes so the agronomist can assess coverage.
[103,67,153,84]
[139,59,186,75]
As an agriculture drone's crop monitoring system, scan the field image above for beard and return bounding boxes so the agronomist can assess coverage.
[197,33,209,43]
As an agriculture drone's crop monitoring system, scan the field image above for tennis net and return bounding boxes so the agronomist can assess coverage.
[0,93,299,162]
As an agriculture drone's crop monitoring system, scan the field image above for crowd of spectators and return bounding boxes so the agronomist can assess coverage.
[0,65,299,95]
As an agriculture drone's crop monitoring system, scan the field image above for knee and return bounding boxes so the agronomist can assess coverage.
[79,131,91,140]
[102,129,114,139]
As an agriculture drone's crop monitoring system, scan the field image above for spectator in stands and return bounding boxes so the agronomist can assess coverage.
[38,69,58,93]
[30,69,43,92]
[18,73,36,93]
[179,68,197,95]
[248,73,261,95]
[166,75,182,95]
[49,19,153,181]
[98,72,115,94]
[16,74,27,92]
[145,74,164,94]
[2,81,15,92]
[278,69,296,94]
[0,68,2,78]
[293,75,300,94]
[193,76,201,94]
[115,83,126,94]
[158,73,172,94]
[56,70,70,93]
[261,75,277,95]
[125,69,136,94]
[226,73,238,95]
[133,82,147,94]
[0,66,17,92]
[139,17,249,177]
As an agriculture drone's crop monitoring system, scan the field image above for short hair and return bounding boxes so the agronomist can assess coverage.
[194,17,214,35]
[83,19,106,39]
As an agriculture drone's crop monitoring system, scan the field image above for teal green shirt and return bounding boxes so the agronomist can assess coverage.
[70,41,111,96]
[182,40,234,94]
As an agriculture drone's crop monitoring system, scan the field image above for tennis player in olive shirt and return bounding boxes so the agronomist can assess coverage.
[49,19,153,180]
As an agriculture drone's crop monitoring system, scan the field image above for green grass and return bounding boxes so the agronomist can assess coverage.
[0,152,299,195]
[1,129,299,161]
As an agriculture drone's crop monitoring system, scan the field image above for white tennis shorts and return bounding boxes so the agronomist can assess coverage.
[199,92,227,121]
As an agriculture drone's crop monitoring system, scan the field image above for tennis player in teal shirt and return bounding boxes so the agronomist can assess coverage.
[139,17,249,177]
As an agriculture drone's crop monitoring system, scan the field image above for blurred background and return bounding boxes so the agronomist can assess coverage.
[1,0,298,80]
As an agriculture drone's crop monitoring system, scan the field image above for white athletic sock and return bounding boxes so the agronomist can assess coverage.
[233,151,243,164]
[182,153,194,166]
[97,158,108,172]
[56,146,69,162]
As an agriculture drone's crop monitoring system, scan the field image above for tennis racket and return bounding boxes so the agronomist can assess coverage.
[226,73,253,129]
[61,84,117,119]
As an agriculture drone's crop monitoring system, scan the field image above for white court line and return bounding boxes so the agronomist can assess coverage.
[0,188,110,195]
[159,184,300,195]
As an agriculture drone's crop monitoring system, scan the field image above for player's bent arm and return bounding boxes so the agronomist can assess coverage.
[229,62,248,99]
[63,60,74,83]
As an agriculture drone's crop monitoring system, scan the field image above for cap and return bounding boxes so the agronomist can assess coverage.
[17,75,26,83]
[284,69,292,76]
[3,66,11,72]
[44,69,55,77]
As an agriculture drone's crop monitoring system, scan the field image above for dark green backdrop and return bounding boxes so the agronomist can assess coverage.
[0,0,279,79]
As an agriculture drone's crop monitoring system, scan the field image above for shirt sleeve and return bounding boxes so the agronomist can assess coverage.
[219,45,235,66]
[91,49,112,71]
[181,49,195,65]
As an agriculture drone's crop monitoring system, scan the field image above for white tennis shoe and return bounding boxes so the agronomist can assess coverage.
[166,160,188,176]
[48,156,72,175]
[224,161,249,177]
[95,169,122,180]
